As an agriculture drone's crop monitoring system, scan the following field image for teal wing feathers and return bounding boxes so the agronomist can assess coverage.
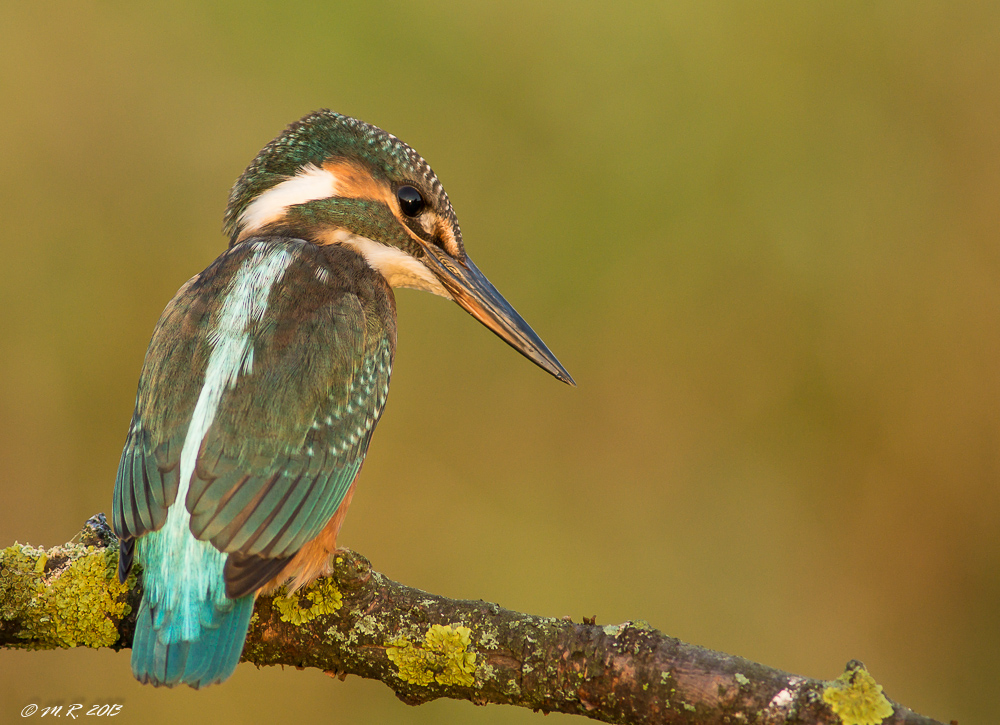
[113,429,181,579]
[112,239,395,597]
[113,272,208,577]
[192,333,392,596]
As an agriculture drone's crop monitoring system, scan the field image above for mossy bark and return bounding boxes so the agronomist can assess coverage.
[1,516,945,725]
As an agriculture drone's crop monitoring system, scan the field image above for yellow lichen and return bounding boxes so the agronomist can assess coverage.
[822,664,895,725]
[386,623,477,687]
[0,541,134,649]
[274,579,342,625]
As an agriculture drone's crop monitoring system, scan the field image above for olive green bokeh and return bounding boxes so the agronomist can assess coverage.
[2,2,997,723]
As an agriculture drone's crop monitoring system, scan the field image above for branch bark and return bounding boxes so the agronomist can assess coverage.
[1,515,945,725]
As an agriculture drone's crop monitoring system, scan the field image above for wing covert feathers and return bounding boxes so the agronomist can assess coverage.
[113,239,395,596]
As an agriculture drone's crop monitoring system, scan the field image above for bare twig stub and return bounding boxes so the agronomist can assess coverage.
[1,516,945,725]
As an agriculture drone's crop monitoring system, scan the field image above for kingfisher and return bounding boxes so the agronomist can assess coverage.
[111,110,573,688]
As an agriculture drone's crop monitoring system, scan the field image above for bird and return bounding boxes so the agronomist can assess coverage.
[111,109,573,688]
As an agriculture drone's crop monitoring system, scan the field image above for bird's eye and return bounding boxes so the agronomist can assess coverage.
[396,185,425,217]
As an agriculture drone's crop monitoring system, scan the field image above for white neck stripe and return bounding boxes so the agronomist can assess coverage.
[238,164,339,236]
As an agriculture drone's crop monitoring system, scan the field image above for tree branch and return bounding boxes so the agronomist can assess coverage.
[1,515,945,725]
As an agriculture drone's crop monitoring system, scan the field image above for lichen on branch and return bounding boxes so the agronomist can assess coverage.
[387,623,477,687]
[0,519,134,649]
[1,516,946,725]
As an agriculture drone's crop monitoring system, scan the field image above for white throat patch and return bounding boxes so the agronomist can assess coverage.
[238,164,339,236]
[325,229,452,300]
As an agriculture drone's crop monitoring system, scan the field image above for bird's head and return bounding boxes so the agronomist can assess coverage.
[223,110,573,385]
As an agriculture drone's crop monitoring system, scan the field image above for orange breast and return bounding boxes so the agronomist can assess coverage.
[262,475,360,594]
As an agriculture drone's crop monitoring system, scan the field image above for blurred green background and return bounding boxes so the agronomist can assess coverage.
[1,2,997,723]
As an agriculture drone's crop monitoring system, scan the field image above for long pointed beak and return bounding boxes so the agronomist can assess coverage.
[423,248,575,386]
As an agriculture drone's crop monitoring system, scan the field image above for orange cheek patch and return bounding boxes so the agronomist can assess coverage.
[322,159,395,207]
[320,160,453,255]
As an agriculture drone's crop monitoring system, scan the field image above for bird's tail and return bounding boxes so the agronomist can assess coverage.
[131,593,254,688]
